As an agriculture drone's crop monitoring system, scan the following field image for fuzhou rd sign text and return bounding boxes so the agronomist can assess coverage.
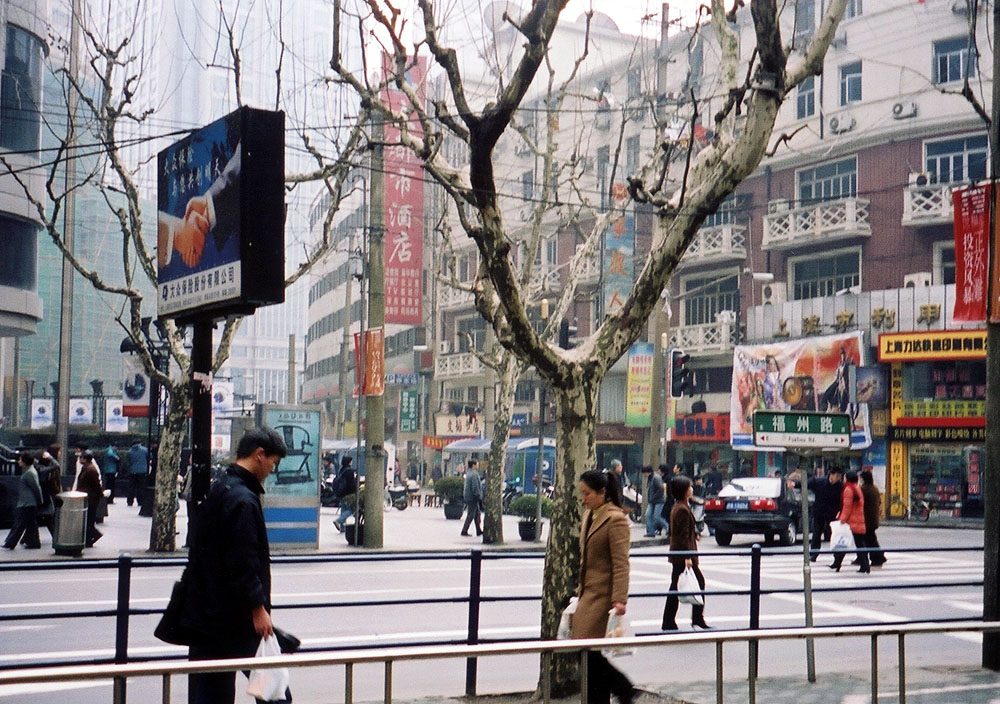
[752,411,851,449]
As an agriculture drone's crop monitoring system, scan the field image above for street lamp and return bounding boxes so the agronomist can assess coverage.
[24,378,35,427]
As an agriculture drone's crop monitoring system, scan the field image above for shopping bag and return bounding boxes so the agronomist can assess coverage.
[246,635,291,702]
[602,610,635,658]
[830,521,856,552]
[556,596,578,640]
[677,567,704,606]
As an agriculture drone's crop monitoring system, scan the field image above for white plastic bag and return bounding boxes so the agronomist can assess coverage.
[830,521,856,552]
[677,567,704,606]
[246,635,290,701]
[556,596,578,640]
[602,610,634,658]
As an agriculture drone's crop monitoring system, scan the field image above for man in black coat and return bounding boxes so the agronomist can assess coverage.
[807,466,844,562]
[182,426,287,704]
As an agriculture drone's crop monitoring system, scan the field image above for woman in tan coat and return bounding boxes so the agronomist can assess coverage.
[571,469,635,704]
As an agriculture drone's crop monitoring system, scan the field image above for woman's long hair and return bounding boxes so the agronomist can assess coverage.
[580,468,623,508]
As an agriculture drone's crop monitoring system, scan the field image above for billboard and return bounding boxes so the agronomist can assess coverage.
[624,342,653,427]
[105,398,129,433]
[68,398,93,425]
[122,355,150,417]
[212,379,234,415]
[729,331,871,451]
[30,399,53,429]
[157,106,285,321]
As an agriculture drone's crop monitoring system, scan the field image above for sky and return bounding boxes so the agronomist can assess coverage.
[563,0,705,37]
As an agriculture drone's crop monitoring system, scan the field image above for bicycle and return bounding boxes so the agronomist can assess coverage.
[888,494,930,522]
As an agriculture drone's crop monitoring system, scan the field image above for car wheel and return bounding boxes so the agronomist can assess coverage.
[778,520,796,546]
[715,530,732,546]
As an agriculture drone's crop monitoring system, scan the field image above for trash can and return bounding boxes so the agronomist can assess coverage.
[53,491,87,556]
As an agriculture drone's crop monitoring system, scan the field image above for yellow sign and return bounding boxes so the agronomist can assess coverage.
[900,399,985,419]
[878,330,986,361]
[887,441,907,517]
[890,363,903,425]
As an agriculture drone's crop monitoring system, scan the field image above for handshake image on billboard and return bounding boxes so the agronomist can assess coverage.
[157,195,214,268]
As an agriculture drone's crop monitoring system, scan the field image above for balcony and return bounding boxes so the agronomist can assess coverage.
[528,266,560,293]
[575,245,600,285]
[671,314,739,355]
[763,197,871,251]
[678,223,747,269]
[435,352,486,379]
[901,182,954,227]
[439,284,475,311]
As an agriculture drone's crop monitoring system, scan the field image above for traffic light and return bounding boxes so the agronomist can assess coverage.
[669,348,693,398]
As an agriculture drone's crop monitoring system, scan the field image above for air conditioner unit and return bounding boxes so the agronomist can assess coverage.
[439,340,452,354]
[892,101,917,120]
[762,282,787,305]
[829,114,856,134]
[768,198,791,213]
[904,272,932,288]
[908,171,931,187]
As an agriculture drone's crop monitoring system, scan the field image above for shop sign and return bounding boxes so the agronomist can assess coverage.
[887,442,907,513]
[878,330,986,362]
[890,363,903,425]
[673,413,730,443]
[752,411,851,449]
[887,426,985,442]
[900,399,985,419]
[424,435,459,450]
[399,390,419,433]
[625,342,653,428]
[435,412,482,437]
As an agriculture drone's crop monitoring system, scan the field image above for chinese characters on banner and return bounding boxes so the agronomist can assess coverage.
[381,55,426,325]
[625,342,653,427]
[354,328,386,397]
[951,184,989,322]
[602,183,635,315]
[399,390,419,433]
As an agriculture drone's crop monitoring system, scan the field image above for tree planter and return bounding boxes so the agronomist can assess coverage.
[518,520,541,541]
[443,501,464,520]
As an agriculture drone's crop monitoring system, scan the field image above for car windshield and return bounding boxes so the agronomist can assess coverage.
[718,477,782,499]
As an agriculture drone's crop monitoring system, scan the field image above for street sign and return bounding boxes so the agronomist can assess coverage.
[752,410,851,448]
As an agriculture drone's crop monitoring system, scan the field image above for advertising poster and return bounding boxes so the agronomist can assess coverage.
[258,405,323,548]
[30,399,53,429]
[122,355,150,417]
[68,398,93,425]
[105,398,129,433]
[729,331,871,450]
[399,389,419,433]
[624,342,653,427]
[951,184,989,322]
[353,328,385,396]
[212,379,234,415]
[849,365,888,408]
[381,55,426,325]
[602,183,635,315]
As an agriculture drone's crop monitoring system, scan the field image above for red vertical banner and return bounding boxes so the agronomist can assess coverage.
[381,55,426,325]
[353,328,386,397]
[991,186,1000,322]
[952,184,990,322]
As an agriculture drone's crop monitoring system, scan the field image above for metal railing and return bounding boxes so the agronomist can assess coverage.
[0,620,996,704]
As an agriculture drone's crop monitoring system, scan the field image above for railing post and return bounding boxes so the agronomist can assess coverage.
[465,548,482,696]
[748,542,761,694]
[715,640,724,704]
[898,633,906,704]
[870,634,878,704]
[580,650,589,704]
[113,553,132,704]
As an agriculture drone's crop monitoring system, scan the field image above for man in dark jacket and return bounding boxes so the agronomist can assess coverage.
[807,466,844,562]
[182,426,287,704]
[642,465,669,537]
[2,453,43,550]
[461,459,483,536]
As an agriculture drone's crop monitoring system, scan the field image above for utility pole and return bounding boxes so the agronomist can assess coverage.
[364,117,386,548]
[982,0,1000,671]
[56,0,82,471]
[338,234,354,437]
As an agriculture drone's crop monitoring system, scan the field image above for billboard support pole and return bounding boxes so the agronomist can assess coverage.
[190,320,213,509]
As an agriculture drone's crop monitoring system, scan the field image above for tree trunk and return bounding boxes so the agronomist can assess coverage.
[149,385,191,552]
[538,374,599,696]
[482,356,518,544]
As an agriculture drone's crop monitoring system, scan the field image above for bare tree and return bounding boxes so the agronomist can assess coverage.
[337,0,847,691]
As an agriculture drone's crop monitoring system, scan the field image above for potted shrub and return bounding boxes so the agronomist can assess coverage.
[434,475,466,519]
[508,494,552,541]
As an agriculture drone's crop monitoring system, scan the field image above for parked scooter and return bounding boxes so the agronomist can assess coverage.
[502,477,524,513]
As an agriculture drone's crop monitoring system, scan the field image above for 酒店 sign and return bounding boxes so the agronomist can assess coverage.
[752,411,851,449]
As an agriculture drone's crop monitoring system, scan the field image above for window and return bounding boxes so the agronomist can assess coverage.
[845,0,862,19]
[798,157,857,204]
[626,136,640,176]
[934,37,975,85]
[515,381,535,403]
[0,214,37,290]
[796,76,815,119]
[925,134,987,184]
[627,67,641,100]
[521,170,534,202]
[934,241,956,285]
[703,193,751,228]
[1,25,44,152]
[790,249,860,299]
[839,62,861,105]
[682,274,739,327]
[456,316,486,352]
[794,0,815,40]
[596,146,610,211]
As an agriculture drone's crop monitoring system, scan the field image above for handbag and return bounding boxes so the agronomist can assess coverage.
[246,635,291,702]
[677,567,705,606]
[556,596,578,640]
[274,626,301,654]
[153,574,198,646]
[830,521,856,552]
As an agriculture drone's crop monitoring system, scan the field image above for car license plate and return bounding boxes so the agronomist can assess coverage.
[726,501,749,511]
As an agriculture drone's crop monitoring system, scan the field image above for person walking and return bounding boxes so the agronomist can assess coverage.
[102,445,120,502]
[830,470,869,573]
[641,465,668,537]
[572,469,635,704]
[662,475,710,631]
[702,462,723,498]
[860,470,886,567]
[609,458,628,488]
[126,441,149,507]
[461,459,483,537]
[2,453,43,550]
[76,451,104,548]
[807,466,843,562]
[332,455,357,532]
[180,427,287,704]
[35,451,61,539]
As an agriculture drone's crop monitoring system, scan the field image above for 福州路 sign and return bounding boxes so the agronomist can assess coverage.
[752,411,851,449]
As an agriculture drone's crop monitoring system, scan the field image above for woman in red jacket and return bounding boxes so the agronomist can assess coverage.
[830,470,868,573]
